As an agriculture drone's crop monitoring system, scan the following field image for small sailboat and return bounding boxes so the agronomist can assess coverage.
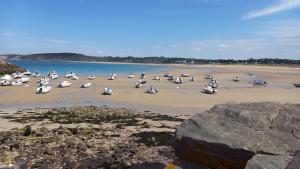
[36,86,52,94]
[88,75,95,80]
[58,81,71,88]
[81,83,92,88]
[103,88,113,95]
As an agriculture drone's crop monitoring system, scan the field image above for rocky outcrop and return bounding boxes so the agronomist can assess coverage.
[174,102,300,169]
[0,59,24,75]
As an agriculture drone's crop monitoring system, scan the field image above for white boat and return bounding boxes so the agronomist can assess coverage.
[0,80,11,86]
[88,75,95,80]
[128,74,135,78]
[81,83,92,88]
[153,76,160,80]
[72,75,79,80]
[108,73,117,80]
[20,76,30,83]
[32,72,41,77]
[139,79,147,84]
[208,80,219,88]
[175,77,183,84]
[37,77,50,86]
[181,73,190,77]
[11,80,23,86]
[58,81,71,88]
[22,70,32,76]
[135,82,142,88]
[164,73,172,77]
[48,71,58,79]
[145,87,159,94]
[65,72,76,78]
[12,72,23,79]
[202,85,218,94]
[103,88,113,95]
[168,75,174,81]
[36,86,52,94]
[233,77,239,82]
[1,74,12,81]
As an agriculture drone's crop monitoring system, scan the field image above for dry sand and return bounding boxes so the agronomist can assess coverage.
[0,64,299,115]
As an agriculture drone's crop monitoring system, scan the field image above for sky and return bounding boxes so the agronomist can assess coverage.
[0,0,300,59]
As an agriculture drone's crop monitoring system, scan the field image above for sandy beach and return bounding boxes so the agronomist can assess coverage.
[1,64,299,115]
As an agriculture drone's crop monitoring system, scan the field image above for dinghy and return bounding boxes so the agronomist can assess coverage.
[103,88,113,95]
[181,73,190,77]
[32,72,41,77]
[58,81,71,88]
[88,75,95,80]
[128,74,135,78]
[37,77,50,86]
[65,72,76,78]
[36,86,52,94]
[135,82,142,88]
[164,73,172,77]
[22,70,32,76]
[81,83,92,88]
[72,75,79,80]
[48,71,58,79]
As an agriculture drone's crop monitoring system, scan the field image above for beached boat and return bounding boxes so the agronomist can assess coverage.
[135,82,142,88]
[81,83,92,88]
[175,77,183,84]
[128,74,135,78]
[294,83,300,88]
[164,73,171,77]
[140,73,146,79]
[11,80,23,86]
[181,73,190,77]
[36,86,52,94]
[1,74,13,81]
[22,70,32,76]
[20,76,30,83]
[58,81,71,88]
[139,79,147,84]
[233,76,239,82]
[37,77,50,86]
[202,85,218,94]
[48,71,58,79]
[32,72,41,77]
[253,79,267,86]
[88,75,95,80]
[153,76,160,80]
[208,80,219,88]
[65,72,76,78]
[12,72,23,79]
[0,80,11,86]
[204,74,213,79]
[108,73,117,80]
[72,75,79,80]
[145,87,159,94]
[168,75,174,81]
[103,88,113,95]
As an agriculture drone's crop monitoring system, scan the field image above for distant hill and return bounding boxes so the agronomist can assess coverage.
[3,53,300,65]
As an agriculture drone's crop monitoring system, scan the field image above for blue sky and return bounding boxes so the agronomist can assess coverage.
[0,0,300,59]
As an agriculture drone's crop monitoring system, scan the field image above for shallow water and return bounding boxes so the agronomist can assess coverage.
[11,60,172,75]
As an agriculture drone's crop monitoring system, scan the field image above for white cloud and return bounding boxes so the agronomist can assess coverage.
[242,0,300,20]
[170,44,177,48]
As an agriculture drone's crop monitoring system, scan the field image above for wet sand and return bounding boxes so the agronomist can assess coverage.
[0,64,299,115]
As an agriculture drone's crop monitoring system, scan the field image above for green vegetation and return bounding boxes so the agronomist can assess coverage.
[3,52,300,65]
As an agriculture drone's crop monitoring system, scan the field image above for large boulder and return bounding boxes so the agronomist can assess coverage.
[174,102,300,169]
